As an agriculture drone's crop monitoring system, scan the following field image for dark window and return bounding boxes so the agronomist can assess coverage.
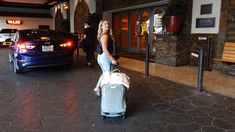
[200,4,212,15]
[0,29,17,33]
[196,18,215,28]
[38,25,50,30]
[20,30,68,41]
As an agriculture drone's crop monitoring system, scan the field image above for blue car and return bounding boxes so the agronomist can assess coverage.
[9,29,77,74]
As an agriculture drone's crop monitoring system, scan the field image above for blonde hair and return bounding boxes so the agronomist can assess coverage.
[97,19,114,41]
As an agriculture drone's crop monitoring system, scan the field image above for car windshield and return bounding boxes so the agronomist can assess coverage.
[0,29,17,33]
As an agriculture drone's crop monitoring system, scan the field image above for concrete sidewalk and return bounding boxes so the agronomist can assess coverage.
[78,49,235,99]
[118,57,235,99]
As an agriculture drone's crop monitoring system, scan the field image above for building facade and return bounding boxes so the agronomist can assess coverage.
[0,0,234,73]
[96,0,234,73]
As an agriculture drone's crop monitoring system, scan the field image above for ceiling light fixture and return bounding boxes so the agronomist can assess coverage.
[63,3,69,10]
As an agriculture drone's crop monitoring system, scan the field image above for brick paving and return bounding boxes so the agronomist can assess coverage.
[0,48,235,132]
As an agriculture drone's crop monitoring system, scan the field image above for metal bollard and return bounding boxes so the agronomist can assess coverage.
[197,48,204,92]
[206,38,211,71]
[145,43,150,78]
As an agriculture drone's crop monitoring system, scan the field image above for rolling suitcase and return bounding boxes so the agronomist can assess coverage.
[101,84,126,119]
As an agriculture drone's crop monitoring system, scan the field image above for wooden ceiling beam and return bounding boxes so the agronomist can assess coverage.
[0,0,70,9]
[0,2,51,9]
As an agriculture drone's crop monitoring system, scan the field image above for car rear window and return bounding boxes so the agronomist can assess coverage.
[0,29,17,33]
[20,30,71,41]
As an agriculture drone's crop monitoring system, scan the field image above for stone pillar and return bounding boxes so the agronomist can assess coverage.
[155,35,191,66]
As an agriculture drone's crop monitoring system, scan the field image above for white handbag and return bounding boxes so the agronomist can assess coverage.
[100,69,130,89]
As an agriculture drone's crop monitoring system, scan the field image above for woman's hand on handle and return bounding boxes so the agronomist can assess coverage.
[111,59,117,65]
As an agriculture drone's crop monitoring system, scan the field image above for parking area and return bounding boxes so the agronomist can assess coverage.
[0,48,235,132]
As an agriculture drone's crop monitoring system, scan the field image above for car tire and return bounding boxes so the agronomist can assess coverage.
[13,58,23,74]
[9,53,13,63]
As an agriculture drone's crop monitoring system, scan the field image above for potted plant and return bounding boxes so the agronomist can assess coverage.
[162,0,187,33]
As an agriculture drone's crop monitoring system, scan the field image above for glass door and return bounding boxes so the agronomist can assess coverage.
[120,12,128,49]
[113,7,163,54]
[139,9,150,51]
[113,12,128,49]
[130,9,150,52]
[130,10,139,50]
[113,13,121,48]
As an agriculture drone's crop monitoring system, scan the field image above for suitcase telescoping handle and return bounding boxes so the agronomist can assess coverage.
[110,62,119,71]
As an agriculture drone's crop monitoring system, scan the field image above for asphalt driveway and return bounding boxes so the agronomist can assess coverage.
[0,48,235,132]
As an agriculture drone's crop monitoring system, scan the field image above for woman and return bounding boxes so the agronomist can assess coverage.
[97,20,117,73]
[93,20,117,96]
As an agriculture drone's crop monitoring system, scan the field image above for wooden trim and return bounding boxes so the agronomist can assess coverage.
[214,58,235,63]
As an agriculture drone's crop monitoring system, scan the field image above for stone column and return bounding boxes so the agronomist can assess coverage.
[155,35,191,66]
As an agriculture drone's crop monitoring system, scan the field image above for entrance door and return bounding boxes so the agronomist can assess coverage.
[130,10,139,50]
[113,12,128,49]
[113,13,121,48]
[113,8,163,54]
[130,9,150,52]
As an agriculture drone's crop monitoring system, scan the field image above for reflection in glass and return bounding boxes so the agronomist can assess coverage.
[153,8,164,34]
[140,10,150,51]
[152,8,164,53]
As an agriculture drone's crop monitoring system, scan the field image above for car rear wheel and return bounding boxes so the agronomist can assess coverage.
[13,58,23,74]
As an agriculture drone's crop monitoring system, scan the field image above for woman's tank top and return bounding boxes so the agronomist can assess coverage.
[99,34,113,54]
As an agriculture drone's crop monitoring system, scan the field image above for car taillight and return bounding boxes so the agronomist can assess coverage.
[60,41,73,48]
[17,43,35,50]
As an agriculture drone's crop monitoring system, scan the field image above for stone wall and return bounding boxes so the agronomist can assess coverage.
[74,1,89,33]
[186,0,234,72]
[155,35,191,66]
[154,0,231,71]
[180,0,217,68]
[189,34,218,70]
[214,0,235,73]
[55,9,70,32]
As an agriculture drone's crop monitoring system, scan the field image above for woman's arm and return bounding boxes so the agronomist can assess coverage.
[100,34,117,65]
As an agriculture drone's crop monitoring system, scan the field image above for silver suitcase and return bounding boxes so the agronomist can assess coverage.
[101,84,126,119]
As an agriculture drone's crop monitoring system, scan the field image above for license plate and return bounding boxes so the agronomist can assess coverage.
[42,45,53,52]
